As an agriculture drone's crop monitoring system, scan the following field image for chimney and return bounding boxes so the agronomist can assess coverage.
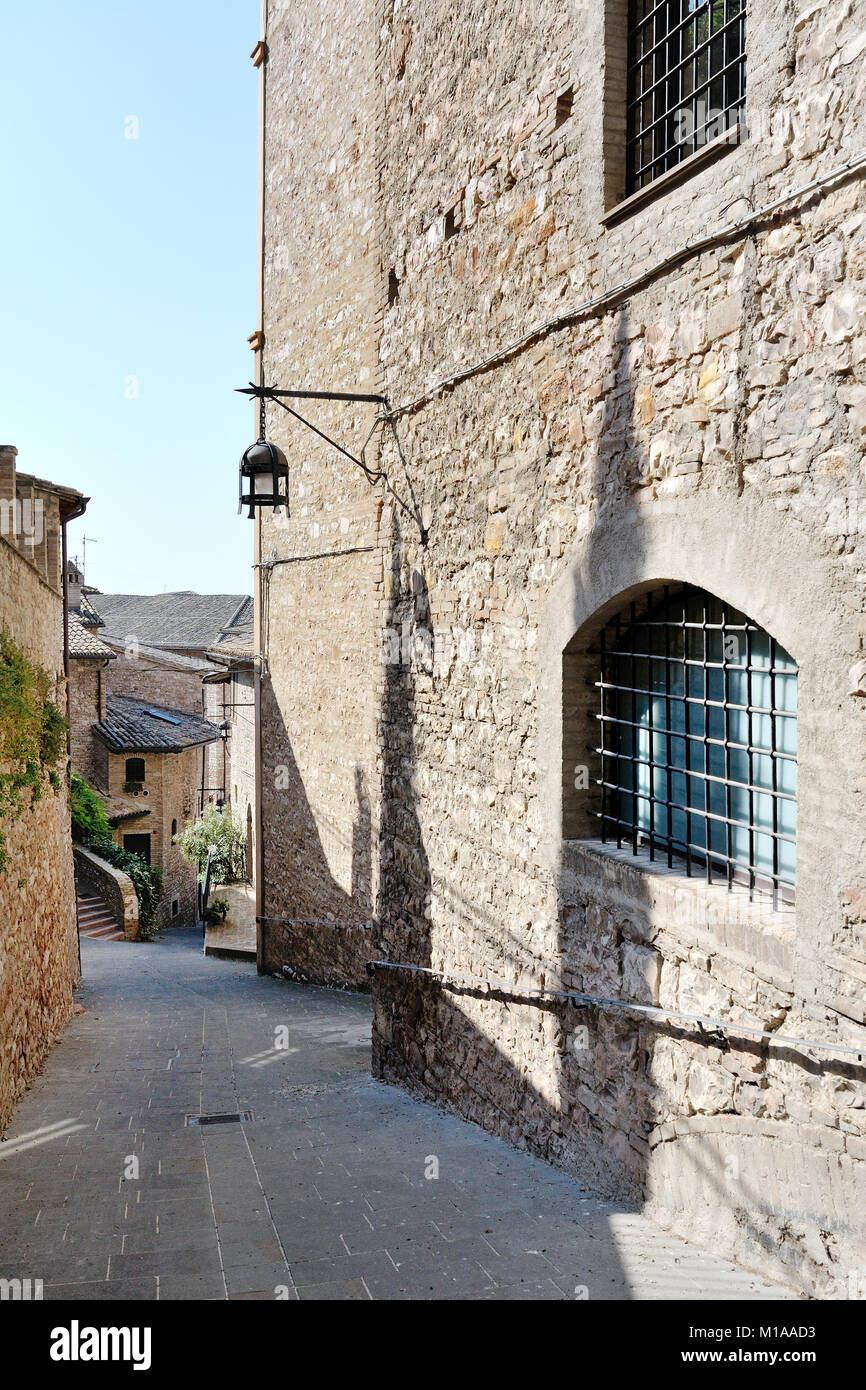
[67,560,82,612]
[0,444,16,512]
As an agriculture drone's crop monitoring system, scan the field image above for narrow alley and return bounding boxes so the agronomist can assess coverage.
[0,933,792,1302]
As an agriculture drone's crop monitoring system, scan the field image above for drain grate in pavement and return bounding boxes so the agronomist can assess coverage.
[185,1110,253,1127]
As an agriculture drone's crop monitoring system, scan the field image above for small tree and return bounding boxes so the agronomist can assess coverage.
[174,806,245,917]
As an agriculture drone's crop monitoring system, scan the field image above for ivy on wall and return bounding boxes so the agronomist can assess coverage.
[0,626,67,872]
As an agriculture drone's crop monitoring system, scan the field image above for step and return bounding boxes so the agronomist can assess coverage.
[79,922,126,941]
[76,888,124,942]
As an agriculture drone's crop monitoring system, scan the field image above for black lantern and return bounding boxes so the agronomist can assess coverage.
[238,437,289,518]
[239,393,289,517]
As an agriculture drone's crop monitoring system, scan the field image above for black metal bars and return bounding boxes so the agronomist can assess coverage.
[594,585,797,908]
[626,0,747,193]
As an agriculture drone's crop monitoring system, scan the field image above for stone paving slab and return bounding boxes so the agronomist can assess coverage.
[0,927,795,1301]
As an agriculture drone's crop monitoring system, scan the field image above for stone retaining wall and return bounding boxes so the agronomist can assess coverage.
[73,844,139,941]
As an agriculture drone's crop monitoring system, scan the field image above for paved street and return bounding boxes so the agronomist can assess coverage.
[0,928,793,1300]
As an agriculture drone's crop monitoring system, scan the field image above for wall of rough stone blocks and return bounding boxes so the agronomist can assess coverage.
[260,0,866,1292]
[0,528,78,1132]
[68,656,106,786]
[258,0,384,987]
[226,668,257,880]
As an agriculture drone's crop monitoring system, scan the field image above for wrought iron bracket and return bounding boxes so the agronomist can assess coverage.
[237,382,427,543]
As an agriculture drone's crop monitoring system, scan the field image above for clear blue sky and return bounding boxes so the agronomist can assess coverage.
[0,0,259,595]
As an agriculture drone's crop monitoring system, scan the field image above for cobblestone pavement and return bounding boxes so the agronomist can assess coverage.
[0,928,794,1300]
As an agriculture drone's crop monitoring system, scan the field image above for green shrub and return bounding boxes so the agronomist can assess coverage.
[0,626,67,871]
[70,772,112,844]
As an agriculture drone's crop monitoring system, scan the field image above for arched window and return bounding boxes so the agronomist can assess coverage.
[595,585,796,906]
[171,819,177,839]
[125,757,145,784]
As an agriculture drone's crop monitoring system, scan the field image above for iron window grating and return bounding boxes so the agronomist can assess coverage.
[593,584,797,910]
[626,0,746,195]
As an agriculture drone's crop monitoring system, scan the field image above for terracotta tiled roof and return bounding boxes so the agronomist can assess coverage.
[88,592,253,651]
[97,791,152,826]
[207,596,256,665]
[68,613,116,660]
[71,593,105,627]
[101,636,215,673]
[94,695,222,753]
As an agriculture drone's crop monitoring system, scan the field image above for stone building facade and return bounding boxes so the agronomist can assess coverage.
[92,696,222,928]
[64,590,259,929]
[91,591,255,819]
[255,0,866,1293]
[0,446,84,1130]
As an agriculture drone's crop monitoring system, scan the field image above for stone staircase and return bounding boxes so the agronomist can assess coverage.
[76,885,125,942]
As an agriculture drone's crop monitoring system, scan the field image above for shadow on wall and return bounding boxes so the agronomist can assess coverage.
[370,506,635,1295]
[370,304,866,1296]
[259,676,374,989]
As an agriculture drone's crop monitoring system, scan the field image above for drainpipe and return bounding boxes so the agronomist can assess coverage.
[253,0,268,974]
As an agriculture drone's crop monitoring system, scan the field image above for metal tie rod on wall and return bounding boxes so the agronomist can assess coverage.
[257,915,375,930]
[378,147,866,423]
[366,960,866,1062]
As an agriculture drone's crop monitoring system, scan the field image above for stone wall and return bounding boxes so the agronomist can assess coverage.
[0,518,78,1132]
[73,844,139,940]
[226,668,257,875]
[260,0,866,1293]
[258,0,383,987]
[68,656,106,786]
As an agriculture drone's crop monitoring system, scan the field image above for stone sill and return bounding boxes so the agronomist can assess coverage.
[562,838,795,991]
[602,123,743,228]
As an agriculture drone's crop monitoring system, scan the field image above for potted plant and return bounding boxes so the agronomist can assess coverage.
[203,897,229,927]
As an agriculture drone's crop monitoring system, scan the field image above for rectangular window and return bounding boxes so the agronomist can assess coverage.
[626,0,746,195]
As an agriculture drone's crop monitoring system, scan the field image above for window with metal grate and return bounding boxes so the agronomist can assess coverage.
[626,0,746,194]
[594,585,796,907]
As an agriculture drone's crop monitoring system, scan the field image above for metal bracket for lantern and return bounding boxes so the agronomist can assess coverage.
[236,382,426,541]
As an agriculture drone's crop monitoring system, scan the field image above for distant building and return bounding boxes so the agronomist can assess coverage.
[92,695,223,927]
[90,590,254,816]
[64,588,257,929]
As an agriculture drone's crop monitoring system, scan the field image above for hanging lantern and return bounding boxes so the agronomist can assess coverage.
[238,391,289,518]
[238,437,289,518]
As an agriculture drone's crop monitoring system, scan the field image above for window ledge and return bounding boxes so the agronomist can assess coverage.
[602,123,743,228]
[562,838,795,991]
